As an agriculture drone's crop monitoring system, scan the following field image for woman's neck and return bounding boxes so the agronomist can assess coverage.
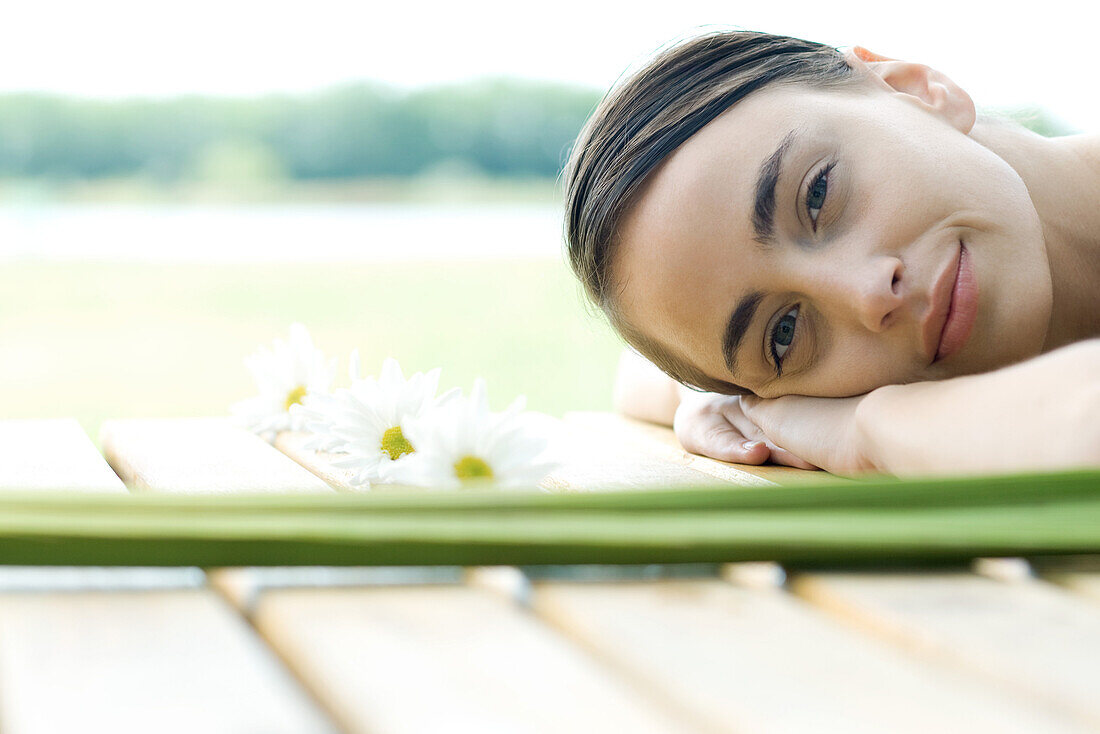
[969,117,1100,351]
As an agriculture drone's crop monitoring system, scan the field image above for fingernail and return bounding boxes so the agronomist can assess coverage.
[741,440,764,450]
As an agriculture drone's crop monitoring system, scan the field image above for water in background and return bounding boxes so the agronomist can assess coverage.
[0,203,565,262]
[0,201,622,434]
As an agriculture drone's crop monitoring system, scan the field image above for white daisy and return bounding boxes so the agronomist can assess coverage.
[290,355,458,488]
[230,323,336,440]
[388,378,558,491]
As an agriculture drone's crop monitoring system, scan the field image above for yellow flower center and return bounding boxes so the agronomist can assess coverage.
[284,385,308,411]
[380,426,415,460]
[454,455,494,481]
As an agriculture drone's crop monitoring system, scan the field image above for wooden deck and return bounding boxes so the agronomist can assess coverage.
[0,414,1098,733]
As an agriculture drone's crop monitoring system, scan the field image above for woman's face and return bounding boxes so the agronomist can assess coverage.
[613,79,1053,398]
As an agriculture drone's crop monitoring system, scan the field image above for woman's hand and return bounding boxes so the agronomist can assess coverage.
[739,394,874,476]
[676,340,1100,477]
[673,391,819,470]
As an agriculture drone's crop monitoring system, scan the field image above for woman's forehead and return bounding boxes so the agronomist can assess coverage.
[613,155,754,367]
[617,97,797,286]
[620,85,825,245]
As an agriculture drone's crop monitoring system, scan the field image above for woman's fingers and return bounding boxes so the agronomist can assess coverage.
[685,414,810,468]
[762,442,821,470]
[740,393,869,474]
[691,423,816,469]
[729,438,772,465]
[673,392,820,469]
[737,396,813,468]
[694,421,770,464]
[676,410,767,464]
[720,400,819,469]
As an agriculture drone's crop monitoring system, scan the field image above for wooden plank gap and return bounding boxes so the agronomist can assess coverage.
[211,566,466,617]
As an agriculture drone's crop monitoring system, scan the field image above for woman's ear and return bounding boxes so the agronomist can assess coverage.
[843,46,976,134]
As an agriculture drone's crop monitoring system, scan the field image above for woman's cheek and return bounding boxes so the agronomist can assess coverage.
[801,348,906,398]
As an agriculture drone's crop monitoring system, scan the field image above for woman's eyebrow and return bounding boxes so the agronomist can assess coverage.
[722,290,765,375]
[723,129,801,377]
[752,129,799,248]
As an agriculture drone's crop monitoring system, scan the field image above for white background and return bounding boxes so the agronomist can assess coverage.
[3,0,1092,130]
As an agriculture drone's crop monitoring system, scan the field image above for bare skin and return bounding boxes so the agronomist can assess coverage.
[611,47,1100,474]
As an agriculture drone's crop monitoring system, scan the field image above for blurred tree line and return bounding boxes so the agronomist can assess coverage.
[0,79,1075,185]
[0,79,601,183]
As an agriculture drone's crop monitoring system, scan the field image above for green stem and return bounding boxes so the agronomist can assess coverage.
[0,500,1095,567]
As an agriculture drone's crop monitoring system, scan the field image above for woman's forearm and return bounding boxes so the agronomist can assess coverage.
[856,339,1100,476]
[611,348,687,426]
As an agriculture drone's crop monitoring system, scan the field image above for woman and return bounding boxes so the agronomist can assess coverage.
[563,31,1100,476]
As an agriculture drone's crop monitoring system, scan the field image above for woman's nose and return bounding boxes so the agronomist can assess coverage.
[823,256,906,332]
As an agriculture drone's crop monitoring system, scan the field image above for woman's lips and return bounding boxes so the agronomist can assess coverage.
[934,242,979,362]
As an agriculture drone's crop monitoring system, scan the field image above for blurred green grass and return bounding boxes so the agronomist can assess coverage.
[0,258,623,442]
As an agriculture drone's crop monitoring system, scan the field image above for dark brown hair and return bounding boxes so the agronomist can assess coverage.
[563,30,860,394]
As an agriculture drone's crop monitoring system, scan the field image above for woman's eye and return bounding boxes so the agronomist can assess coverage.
[806,163,835,231]
[769,305,799,376]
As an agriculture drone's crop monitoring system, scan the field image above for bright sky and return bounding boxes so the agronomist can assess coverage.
[5,0,1094,130]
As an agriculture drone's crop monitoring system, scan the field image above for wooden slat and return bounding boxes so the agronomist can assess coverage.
[464,564,531,602]
[280,412,732,492]
[104,415,546,733]
[580,410,1100,729]
[0,418,126,492]
[279,426,557,607]
[275,431,358,489]
[542,413,733,491]
[562,411,835,486]
[721,561,787,589]
[101,417,331,493]
[90,416,355,730]
[227,424,609,729]
[84,410,1100,734]
[972,557,1034,582]
[251,584,693,734]
[790,571,1100,729]
[0,590,338,734]
[270,430,527,604]
[269,417,662,731]
[531,578,1096,734]
[0,420,189,592]
[270,416,725,605]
